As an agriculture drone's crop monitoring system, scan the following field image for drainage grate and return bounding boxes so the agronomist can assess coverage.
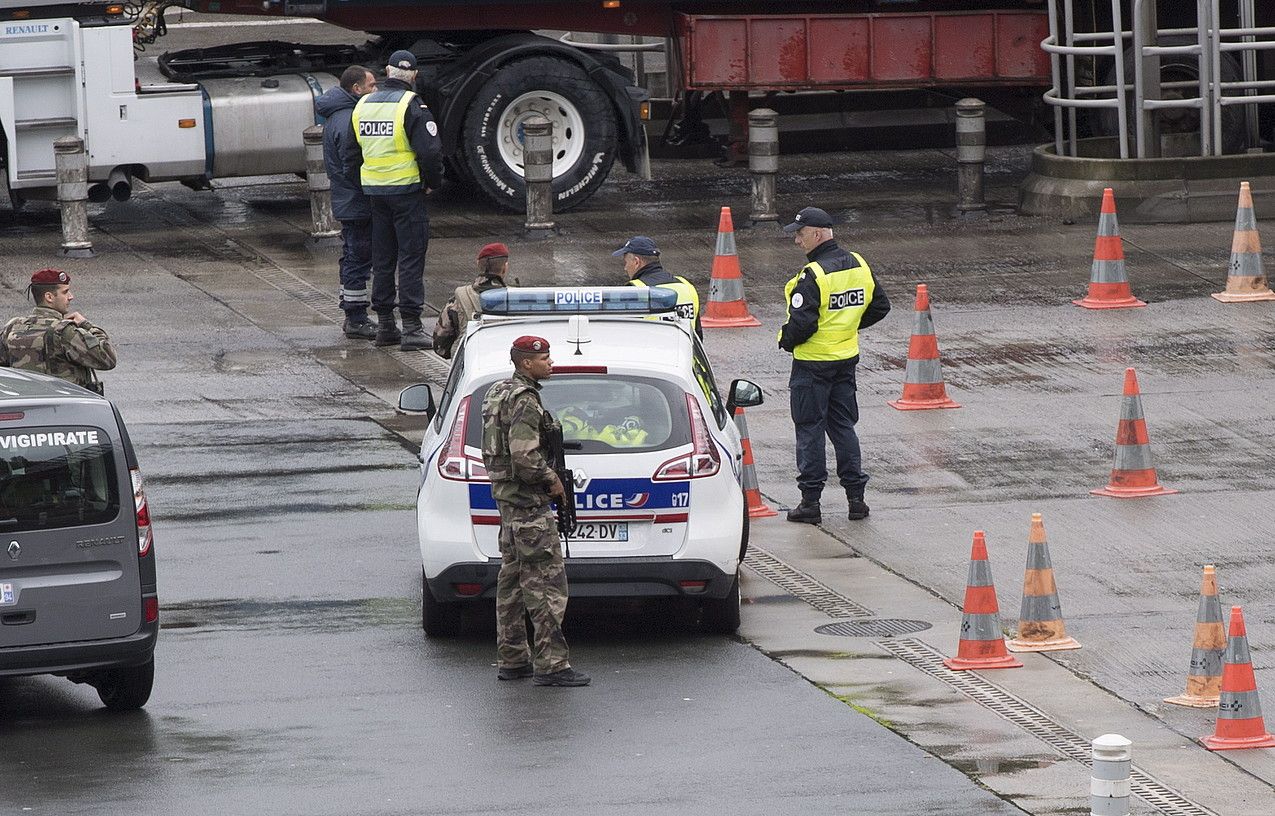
[875,638,1219,816]
[743,546,875,618]
[815,618,932,638]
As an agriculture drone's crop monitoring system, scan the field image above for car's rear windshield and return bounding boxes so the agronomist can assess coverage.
[468,375,690,454]
[0,426,120,532]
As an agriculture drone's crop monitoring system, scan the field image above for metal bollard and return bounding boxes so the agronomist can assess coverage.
[302,125,341,246]
[54,136,93,258]
[1090,734,1131,816]
[522,116,556,238]
[748,108,779,224]
[954,98,987,214]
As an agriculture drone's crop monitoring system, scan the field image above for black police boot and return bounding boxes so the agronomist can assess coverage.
[847,495,871,521]
[374,313,400,347]
[533,667,591,687]
[342,313,377,341]
[400,314,433,351]
[786,494,821,524]
[497,664,534,681]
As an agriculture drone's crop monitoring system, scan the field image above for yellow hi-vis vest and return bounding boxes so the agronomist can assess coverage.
[630,277,700,324]
[352,89,421,190]
[780,254,875,361]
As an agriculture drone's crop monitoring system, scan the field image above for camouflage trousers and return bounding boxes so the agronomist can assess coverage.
[495,501,570,674]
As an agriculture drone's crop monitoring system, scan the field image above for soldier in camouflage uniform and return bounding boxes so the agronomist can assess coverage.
[0,269,116,393]
[480,335,590,687]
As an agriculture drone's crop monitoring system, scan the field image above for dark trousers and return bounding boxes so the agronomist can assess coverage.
[790,357,867,499]
[369,193,429,318]
[338,219,372,318]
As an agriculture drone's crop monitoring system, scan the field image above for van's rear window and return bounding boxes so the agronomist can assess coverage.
[0,426,120,532]
[468,376,690,453]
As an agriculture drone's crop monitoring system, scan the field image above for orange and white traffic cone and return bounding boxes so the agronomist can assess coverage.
[944,531,1023,671]
[888,284,960,411]
[733,407,777,518]
[1006,513,1080,653]
[1091,368,1176,498]
[1073,188,1146,310]
[1165,565,1226,709]
[1201,606,1275,750]
[702,206,761,328]
[1213,181,1275,303]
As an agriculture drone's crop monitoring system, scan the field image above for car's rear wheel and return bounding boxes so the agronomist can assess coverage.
[422,569,462,637]
[94,659,154,710]
[700,571,741,634]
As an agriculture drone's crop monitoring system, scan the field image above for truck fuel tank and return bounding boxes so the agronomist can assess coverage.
[197,72,337,179]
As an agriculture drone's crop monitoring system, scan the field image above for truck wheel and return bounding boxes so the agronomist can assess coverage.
[700,571,741,635]
[422,569,461,637]
[460,55,617,212]
[95,660,155,711]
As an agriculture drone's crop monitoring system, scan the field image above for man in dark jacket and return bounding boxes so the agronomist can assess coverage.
[315,65,378,340]
[778,207,890,525]
[344,50,445,351]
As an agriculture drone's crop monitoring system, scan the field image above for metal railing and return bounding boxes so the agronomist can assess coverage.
[1043,0,1273,159]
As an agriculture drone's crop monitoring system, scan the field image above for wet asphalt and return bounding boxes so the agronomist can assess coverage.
[0,150,1029,814]
[6,13,1275,813]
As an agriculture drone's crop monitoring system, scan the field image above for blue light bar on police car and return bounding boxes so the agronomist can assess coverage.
[480,287,678,315]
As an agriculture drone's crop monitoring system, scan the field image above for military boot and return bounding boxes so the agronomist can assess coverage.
[847,495,870,521]
[399,314,433,351]
[342,312,377,340]
[786,492,821,525]
[374,313,401,347]
[533,667,591,687]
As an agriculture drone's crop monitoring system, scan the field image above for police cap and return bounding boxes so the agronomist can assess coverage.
[512,336,550,354]
[477,242,510,261]
[782,207,835,233]
[611,236,660,257]
[30,268,70,285]
[388,49,418,70]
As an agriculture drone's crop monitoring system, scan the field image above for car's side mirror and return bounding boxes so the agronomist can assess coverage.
[399,383,436,421]
[726,379,763,415]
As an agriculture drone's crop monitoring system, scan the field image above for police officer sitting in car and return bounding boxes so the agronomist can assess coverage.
[778,207,889,525]
[613,236,703,339]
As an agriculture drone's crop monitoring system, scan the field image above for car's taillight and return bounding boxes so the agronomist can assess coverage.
[144,596,159,623]
[653,393,721,481]
[131,467,153,557]
[436,396,488,481]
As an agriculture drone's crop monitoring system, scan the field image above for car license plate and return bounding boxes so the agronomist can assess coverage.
[0,583,14,605]
[572,522,628,542]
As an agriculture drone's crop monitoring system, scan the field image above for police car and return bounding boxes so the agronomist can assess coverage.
[399,287,763,636]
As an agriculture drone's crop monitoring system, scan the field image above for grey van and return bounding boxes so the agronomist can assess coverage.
[0,368,157,710]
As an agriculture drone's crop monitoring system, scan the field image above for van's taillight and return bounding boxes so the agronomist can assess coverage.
[131,467,154,556]
[653,393,721,481]
[144,596,159,623]
[437,396,488,481]
[0,412,24,421]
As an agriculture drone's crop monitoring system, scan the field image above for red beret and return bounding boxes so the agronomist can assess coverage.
[477,243,510,261]
[512,335,550,354]
[30,268,69,285]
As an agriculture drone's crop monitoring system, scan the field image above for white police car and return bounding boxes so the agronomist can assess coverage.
[399,287,763,636]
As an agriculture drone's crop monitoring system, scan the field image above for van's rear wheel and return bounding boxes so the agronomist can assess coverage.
[422,569,462,637]
[95,659,154,710]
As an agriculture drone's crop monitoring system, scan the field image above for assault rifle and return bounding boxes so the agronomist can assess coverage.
[544,422,578,557]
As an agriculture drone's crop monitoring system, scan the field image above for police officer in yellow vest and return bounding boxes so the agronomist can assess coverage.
[613,236,703,339]
[346,49,444,351]
[778,207,890,525]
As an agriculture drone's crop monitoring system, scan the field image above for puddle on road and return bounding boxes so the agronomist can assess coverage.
[160,597,415,633]
[945,755,1060,777]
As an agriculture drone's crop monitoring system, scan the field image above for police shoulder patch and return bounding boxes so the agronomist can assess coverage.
[426,120,438,137]
[790,293,804,309]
